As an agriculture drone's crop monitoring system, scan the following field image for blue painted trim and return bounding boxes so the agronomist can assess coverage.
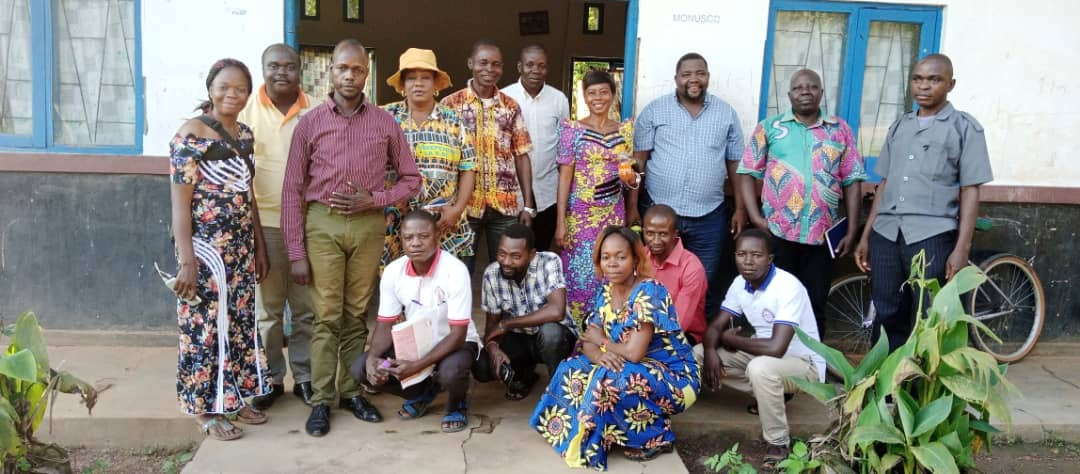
[758,5,778,120]
[3,0,144,154]
[620,0,639,119]
[284,0,299,49]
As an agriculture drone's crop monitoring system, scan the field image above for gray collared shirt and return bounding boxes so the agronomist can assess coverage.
[873,102,993,243]
[634,93,744,217]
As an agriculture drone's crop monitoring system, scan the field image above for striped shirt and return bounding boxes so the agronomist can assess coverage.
[634,93,744,217]
[281,94,421,261]
[481,251,578,336]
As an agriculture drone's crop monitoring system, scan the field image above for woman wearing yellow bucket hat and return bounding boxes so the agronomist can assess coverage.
[380,49,477,274]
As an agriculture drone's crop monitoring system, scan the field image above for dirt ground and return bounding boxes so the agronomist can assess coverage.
[69,446,195,474]
[678,432,1080,473]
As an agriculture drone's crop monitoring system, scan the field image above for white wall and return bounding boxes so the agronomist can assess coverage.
[632,0,1080,188]
[142,0,284,156]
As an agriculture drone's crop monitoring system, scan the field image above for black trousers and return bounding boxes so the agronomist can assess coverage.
[473,322,576,383]
[350,342,478,409]
[868,229,956,352]
[532,205,558,252]
[771,236,833,335]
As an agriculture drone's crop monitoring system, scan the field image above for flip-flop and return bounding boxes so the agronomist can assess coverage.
[441,400,469,433]
[762,443,790,471]
[624,444,673,462]
[229,406,268,425]
[398,386,437,420]
[200,416,243,441]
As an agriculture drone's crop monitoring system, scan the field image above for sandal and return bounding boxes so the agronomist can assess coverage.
[747,393,795,416]
[200,416,243,441]
[504,374,537,401]
[398,386,437,420]
[229,406,268,425]
[624,444,674,462]
[441,400,469,433]
[762,443,790,471]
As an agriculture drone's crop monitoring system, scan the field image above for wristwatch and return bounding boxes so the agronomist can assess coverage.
[522,206,537,218]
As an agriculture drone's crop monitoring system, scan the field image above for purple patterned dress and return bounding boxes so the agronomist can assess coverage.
[557,118,634,326]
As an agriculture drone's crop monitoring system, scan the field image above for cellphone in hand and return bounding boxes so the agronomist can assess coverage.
[498,361,515,385]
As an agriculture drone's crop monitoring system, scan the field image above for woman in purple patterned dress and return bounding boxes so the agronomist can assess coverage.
[554,70,637,327]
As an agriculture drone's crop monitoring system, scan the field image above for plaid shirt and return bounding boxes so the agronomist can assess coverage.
[442,80,533,218]
[481,251,577,335]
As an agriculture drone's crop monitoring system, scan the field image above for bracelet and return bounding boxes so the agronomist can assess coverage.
[599,342,608,353]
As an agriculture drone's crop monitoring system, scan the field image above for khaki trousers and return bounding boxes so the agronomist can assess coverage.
[305,204,382,406]
[256,226,315,385]
[695,345,818,445]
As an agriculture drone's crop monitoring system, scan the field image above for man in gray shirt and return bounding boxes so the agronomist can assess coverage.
[855,54,993,351]
[634,52,746,316]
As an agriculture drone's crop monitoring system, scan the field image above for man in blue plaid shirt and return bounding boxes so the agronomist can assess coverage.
[472,224,577,401]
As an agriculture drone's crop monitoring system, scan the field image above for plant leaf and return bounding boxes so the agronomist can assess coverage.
[969,419,1002,433]
[932,265,985,326]
[12,311,50,377]
[911,442,960,474]
[843,375,876,417]
[0,397,21,456]
[876,340,916,398]
[938,430,963,455]
[789,376,836,404]
[796,327,853,382]
[916,325,941,374]
[0,349,38,382]
[912,395,953,438]
[985,390,1012,428]
[848,424,906,453]
[939,374,989,403]
[896,390,917,439]
[879,453,903,473]
[852,331,890,384]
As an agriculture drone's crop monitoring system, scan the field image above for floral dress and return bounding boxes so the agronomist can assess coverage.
[170,124,270,415]
[530,279,699,470]
[557,118,634,327]
[380,103,478,270]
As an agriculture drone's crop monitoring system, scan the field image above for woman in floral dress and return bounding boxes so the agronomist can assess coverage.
[531,226,699,470]
[169,58,271,441]
[554,70,637,327]
[380,48,476,268]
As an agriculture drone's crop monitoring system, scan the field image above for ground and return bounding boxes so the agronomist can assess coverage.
[677,433,1080,474]
[69,446,194,474]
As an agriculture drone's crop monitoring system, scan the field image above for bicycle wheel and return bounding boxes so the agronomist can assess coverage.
[969,254,1045,363]
[826,273,876,355]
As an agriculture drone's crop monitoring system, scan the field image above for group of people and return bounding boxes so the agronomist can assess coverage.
[167,34,990,471]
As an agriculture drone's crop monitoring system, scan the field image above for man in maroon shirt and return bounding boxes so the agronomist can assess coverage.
[643,204,708,345]
[281,39,420,437]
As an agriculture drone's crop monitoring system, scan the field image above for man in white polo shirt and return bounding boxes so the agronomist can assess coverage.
[350,210,481,434]
[502,44,570,251]
[698,228,825,470]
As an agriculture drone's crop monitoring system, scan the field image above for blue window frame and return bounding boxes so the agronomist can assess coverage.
[760,0,942,181]
[0,0,145,154]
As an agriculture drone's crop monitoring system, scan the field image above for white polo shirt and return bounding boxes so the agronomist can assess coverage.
[377,250,481,345]
[502,80,570,212]
[720,265,826,382]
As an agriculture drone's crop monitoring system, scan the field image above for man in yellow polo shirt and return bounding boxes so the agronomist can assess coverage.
[240,43,317,409]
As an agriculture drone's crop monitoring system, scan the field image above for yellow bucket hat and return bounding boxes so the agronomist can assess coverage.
[386,48,452,94]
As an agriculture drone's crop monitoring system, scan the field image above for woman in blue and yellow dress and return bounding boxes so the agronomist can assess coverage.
[530,226,699,470]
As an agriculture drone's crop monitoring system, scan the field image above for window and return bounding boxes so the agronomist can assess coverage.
[584,3,603,34]
[761,1,941,180]
[344,0,362,23]
[302,0,318,20]
[1,0,143,153]
[299,45,376,104]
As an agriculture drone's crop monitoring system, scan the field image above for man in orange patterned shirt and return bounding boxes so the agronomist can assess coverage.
[442,39,535,273]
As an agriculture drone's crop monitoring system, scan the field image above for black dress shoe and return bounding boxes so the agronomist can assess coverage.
[305,404,331,437]
[251,384,284,410]
[339,395,382,422]
[293,382,313,405]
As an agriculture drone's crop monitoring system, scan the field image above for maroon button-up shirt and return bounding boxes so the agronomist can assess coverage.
[282,94,420,261]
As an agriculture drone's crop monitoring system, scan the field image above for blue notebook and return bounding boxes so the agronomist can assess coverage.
[825,217,849,259]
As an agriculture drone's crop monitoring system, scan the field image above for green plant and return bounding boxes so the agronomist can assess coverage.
[790,252,1018,474]
[777,440,821,473]
[0,311,101,472]
[81,458,110,474]
[162,450,195,474]
[704,443,758,474]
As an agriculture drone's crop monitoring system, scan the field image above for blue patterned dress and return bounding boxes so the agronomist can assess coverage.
[530,279,699,470]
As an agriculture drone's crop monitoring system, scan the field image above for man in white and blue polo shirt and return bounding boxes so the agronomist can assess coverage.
[633,52,746,318]
[697,228,824,468]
